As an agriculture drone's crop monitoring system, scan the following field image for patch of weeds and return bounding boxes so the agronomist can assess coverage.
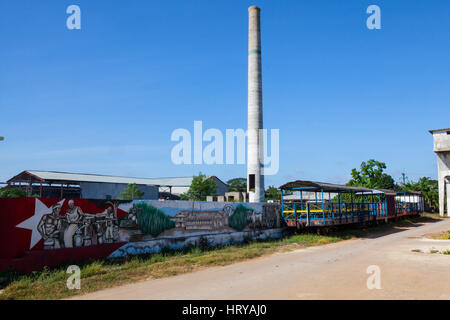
[82,261,106,277]
[430,249,439,254]
[441,231,450,240]
[411,249,422,253]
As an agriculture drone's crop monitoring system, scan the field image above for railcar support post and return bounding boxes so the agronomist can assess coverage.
[351,192,354,222]
[281,190,284,219]
[306,202,310,226]
[321,188,325,224]
[329,192,334,224]
[293,202,296,223]
[300,191,303,211]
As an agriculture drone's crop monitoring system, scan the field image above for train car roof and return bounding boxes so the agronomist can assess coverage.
[280,180,422,196]
[280,180,372,193]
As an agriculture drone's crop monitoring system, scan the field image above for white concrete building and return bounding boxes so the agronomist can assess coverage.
[430,128,450,216]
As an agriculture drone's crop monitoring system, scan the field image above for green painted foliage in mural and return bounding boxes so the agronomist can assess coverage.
[135,203,175,237]
[228,204,252,231]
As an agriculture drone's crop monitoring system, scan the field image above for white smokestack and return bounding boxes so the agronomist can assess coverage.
[247,6,264,203]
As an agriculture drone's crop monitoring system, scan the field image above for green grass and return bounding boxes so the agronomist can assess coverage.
[0,213,440,300]
[411,249,422,253]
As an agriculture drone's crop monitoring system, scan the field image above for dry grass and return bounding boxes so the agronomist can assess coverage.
[425,230,450,240]
[435,231,450,240]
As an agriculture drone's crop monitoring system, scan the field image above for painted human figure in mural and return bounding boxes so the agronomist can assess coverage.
[90,202,119,244]
[103,206,118,243]
[128,204,138,224]
[119,203,140,229]
[81,216,97,246]
[37,203,63,249]
[63,200,85,248]
[248,212,263,229]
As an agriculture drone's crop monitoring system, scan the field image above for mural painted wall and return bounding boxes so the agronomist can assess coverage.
[0,198,283,273]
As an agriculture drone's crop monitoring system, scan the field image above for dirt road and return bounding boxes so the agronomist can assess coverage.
[75,218,450,300]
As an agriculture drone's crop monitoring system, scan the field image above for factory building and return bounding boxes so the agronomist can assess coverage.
[5,170,228,200]
[430,128,450,216]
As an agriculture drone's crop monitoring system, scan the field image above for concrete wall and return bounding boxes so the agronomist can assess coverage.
[432,130,450,152]
[80,182,158,200]
[431,130,450,216]
[0,197,283,272]
[109,228,286,258]
[164,177,228,197]
[436,153,450,216]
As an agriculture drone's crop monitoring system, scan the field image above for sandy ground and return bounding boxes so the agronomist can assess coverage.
[73,218,450,300]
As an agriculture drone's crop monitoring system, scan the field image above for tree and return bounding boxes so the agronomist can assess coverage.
[265,186,280,201]
[348,159,395,190]
[182,172,217,201]
[401,177,439,212]
[227,178,247,192]
[0,187,27,198]
[120,183,144,200]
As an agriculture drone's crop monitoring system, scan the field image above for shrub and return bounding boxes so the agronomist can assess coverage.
[0,187,27,198]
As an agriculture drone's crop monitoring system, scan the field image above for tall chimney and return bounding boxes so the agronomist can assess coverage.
[247,6,264,203]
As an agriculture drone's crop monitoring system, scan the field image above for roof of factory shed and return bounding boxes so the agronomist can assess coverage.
[7,170,214,187]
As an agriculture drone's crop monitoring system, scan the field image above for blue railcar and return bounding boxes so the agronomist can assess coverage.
[280,180,424,230]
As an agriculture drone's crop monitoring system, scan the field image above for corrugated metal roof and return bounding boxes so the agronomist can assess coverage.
[280,180,418,196]
[356,188,397,196]
[280,180,373,193]
[9,170,196,187]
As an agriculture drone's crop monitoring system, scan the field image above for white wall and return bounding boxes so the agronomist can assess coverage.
[80,182,158,200]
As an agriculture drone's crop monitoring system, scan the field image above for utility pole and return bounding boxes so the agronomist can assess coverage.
[401,172,406,185]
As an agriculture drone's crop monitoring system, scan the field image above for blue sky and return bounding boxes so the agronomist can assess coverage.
[0,0,449,188]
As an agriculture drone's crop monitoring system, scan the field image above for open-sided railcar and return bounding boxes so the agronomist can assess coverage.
[280,180,424,229]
